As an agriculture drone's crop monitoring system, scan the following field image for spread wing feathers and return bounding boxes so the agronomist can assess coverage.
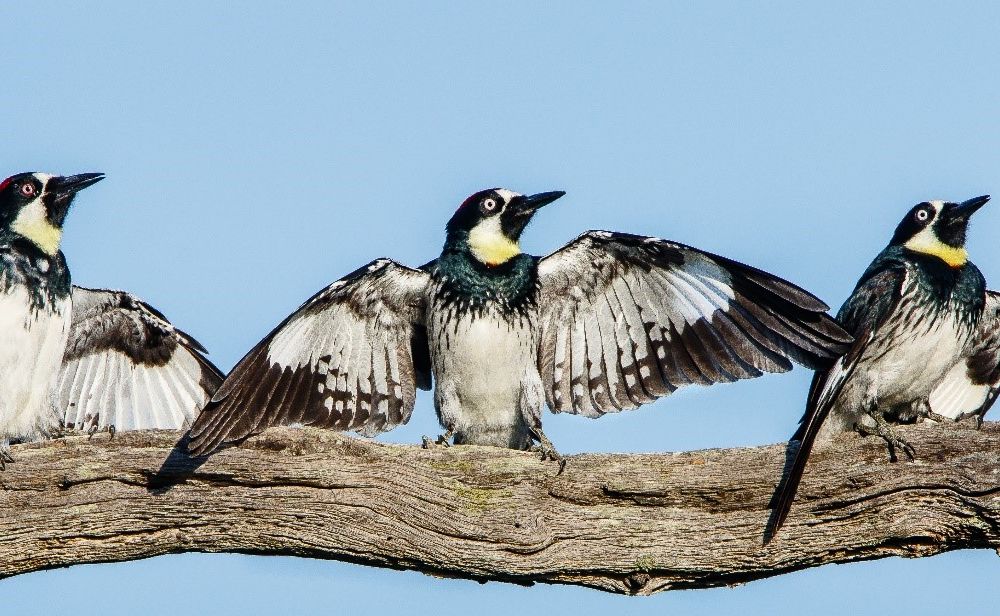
[770,265,907,534]
[56,286,224,432]
[928,290,1000,421]
[535,231,852,418]
[187,259,432,456]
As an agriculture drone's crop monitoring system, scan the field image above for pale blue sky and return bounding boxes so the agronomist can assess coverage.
[2,2,999,613]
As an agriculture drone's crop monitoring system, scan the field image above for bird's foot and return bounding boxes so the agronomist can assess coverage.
[0,445,13,471]
[421,428,453,449]
[88,424,115,441]
[854,413,915,462]
[530,429,566,474]
[950,410,986,430]
[48,422,70,440]
[921,409,957,424]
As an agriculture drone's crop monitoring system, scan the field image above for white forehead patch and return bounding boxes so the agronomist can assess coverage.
[32,173,54,186]
[927,200,944,213]
[494,188,521,204]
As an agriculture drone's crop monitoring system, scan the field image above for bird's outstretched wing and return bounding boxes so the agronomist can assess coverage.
[927,290,1000,422]
[769,264,908,534]
[187,259,432,456]
[57,286,224,432]
[535,231,852,417]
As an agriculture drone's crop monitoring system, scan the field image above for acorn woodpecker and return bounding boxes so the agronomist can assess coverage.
[188,188,850,461]
[770,195,999,534]
[0,172,222,465]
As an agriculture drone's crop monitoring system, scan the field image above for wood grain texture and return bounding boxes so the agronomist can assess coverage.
[1,421,998,595]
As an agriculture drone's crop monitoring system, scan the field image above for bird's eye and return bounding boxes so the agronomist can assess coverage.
[915,208,930,222]
[19,184,35,198]
[482,198,497,211]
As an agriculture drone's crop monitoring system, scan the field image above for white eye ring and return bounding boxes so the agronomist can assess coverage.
[916,209,930,221]
[482,198,497,211]
[19,184,35,197]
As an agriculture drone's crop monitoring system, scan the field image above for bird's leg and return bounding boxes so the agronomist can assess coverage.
[421,427,453,449]
[913,399,985,429]
[854,404,915,462]
[910,399,956,425]
[529,427,566,474]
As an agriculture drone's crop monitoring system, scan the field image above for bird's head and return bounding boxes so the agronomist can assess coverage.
[890,195,990,268]
[446,188,565,266]
[0,172,104,256]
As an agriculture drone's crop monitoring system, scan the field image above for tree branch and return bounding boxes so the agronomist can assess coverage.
[1,422,998,595]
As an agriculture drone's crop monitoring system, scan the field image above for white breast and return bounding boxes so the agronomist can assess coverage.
[430,309,538,431]
[872,317,966,404]
[0,288,70,441]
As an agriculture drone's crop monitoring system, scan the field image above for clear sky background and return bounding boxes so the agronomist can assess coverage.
[2,2,999,613]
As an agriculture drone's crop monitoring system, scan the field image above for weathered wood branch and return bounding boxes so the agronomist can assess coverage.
[1,422,998,595]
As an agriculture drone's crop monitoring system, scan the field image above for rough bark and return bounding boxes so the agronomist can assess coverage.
[1,421,998,595]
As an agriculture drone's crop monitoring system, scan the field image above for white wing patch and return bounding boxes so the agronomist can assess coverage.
[928,361,991,420]
[58,345,212,431]
[55,287,223,432]
[927,290,1000,421]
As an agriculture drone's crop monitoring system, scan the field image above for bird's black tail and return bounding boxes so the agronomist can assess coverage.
[766,348,858,541]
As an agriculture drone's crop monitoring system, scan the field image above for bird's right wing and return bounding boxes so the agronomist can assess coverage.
[770,264,908,534]
[187,259,432,456]
[927,290,1000,421]
[535,231,852,418]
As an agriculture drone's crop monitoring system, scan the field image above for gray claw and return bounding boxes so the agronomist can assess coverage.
[855,412,916,462]
[530,428,566,474]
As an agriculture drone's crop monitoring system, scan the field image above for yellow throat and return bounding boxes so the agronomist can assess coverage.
[12,200,62,257]
[904,233,967,268]
[468,220,520,266]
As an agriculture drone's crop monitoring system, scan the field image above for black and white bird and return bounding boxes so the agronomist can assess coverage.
[0,172,222,464]
[770,195,999,534]
[188,188,850,460]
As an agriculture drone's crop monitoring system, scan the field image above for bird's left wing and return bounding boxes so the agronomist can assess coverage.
[535,231,852,417]
[927,290,1000,422]
[57,286,224,432]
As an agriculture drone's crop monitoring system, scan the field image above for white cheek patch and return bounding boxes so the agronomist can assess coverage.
[904,202,968,268]
[12,197,62,256]
[468,216,520,266]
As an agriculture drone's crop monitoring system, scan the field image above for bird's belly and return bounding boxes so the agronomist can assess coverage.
[865,319,966,406]
[430,312,540,448]
[0,289,70,441]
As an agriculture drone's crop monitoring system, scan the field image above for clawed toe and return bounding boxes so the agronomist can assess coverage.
[0,447,14,471]
[855,415,916,462]
[421,428,453,450]
[530,429,566,474]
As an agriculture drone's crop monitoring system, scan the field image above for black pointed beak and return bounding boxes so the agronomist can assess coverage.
[955,194,990,218]
[48,172,105,197]
[511,190,565,214]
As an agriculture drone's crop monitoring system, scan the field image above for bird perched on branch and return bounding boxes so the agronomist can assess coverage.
[188,188,850,463]
[770,195,999,534]
[0,172,222,466]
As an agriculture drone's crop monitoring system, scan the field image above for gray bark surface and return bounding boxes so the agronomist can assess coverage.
[1,422,998,595]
